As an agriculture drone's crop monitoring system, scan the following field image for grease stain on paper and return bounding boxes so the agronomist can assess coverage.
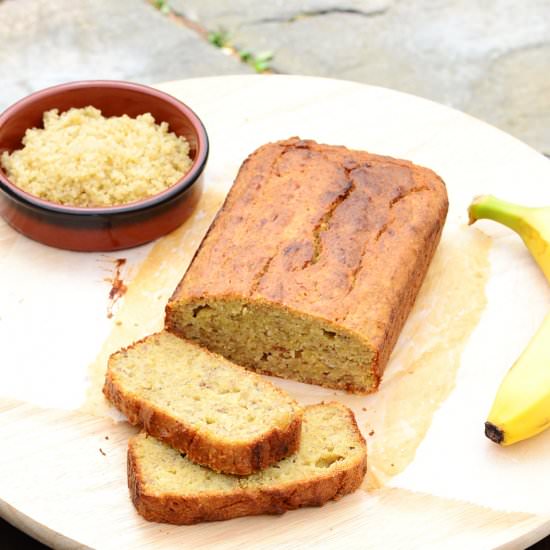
[362,226,491,489]
[102,258,128,319]
[81,190,226,417]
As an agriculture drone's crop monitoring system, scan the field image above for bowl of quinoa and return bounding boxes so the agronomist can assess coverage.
[0,80,208,251]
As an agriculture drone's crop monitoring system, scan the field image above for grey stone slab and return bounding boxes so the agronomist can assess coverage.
[466,43,550,156]
[172,0,550,154]
[172,0,391,28]
[0,0,251,111]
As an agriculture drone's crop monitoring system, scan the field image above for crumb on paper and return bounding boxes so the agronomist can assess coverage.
[99,448,106,456]
[369,430,375,436]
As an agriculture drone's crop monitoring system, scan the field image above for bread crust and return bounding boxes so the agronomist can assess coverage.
[166,138,448,393]
[128,403,367,525]
[103,335,303,476]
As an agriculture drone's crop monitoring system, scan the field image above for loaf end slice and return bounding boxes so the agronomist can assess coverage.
[166,138,448,393]
[104,331,302,475]
[128,402,367,525]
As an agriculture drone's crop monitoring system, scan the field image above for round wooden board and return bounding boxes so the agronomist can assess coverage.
[1,75,550,549]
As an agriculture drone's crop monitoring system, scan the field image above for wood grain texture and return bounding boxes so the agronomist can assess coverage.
[0,399,548,549]
[2,75,550,548]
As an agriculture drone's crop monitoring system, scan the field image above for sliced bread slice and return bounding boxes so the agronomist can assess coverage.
[104,331,302,475]
[128,402,367,524]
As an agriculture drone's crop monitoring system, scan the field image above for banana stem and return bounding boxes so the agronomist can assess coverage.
[468,195,532,231]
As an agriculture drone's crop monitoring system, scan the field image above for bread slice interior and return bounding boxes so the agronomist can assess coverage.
[129,402,367,524]
[104,331,302,474]
[168,299,376,393]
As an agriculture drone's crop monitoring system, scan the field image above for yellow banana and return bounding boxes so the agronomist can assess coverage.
[484,311,550,445]
[468,195,550,445]
[469,195,550,282]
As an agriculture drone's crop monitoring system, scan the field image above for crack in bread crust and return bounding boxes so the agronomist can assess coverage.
[307,160,356,267]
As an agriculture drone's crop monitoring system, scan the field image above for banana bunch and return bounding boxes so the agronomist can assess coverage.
[468,195,550,445]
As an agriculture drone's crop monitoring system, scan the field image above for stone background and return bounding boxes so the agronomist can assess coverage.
[2,0,550,155]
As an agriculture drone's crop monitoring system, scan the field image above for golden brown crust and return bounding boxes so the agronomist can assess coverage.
[103,336,302,476]
[166,138,448,392]
[371,194,445,378]
[128,403,367,525]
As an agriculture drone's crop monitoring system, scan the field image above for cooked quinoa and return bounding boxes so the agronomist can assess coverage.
[0,106,193,207]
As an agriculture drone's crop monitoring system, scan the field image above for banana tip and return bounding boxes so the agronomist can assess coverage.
[485,421,504,444]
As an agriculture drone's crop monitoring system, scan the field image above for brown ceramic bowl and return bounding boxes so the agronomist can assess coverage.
[0,80,208,251]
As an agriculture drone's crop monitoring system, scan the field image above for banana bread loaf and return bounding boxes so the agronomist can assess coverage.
[128,402,367,524]
[104,331,302,475]
[166,138,448,393]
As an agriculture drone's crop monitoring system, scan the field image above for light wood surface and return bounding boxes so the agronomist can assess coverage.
[1,398,549,550]
[2,75,550,548]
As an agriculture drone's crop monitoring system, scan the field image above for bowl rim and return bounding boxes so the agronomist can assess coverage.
[0,80,209,216]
